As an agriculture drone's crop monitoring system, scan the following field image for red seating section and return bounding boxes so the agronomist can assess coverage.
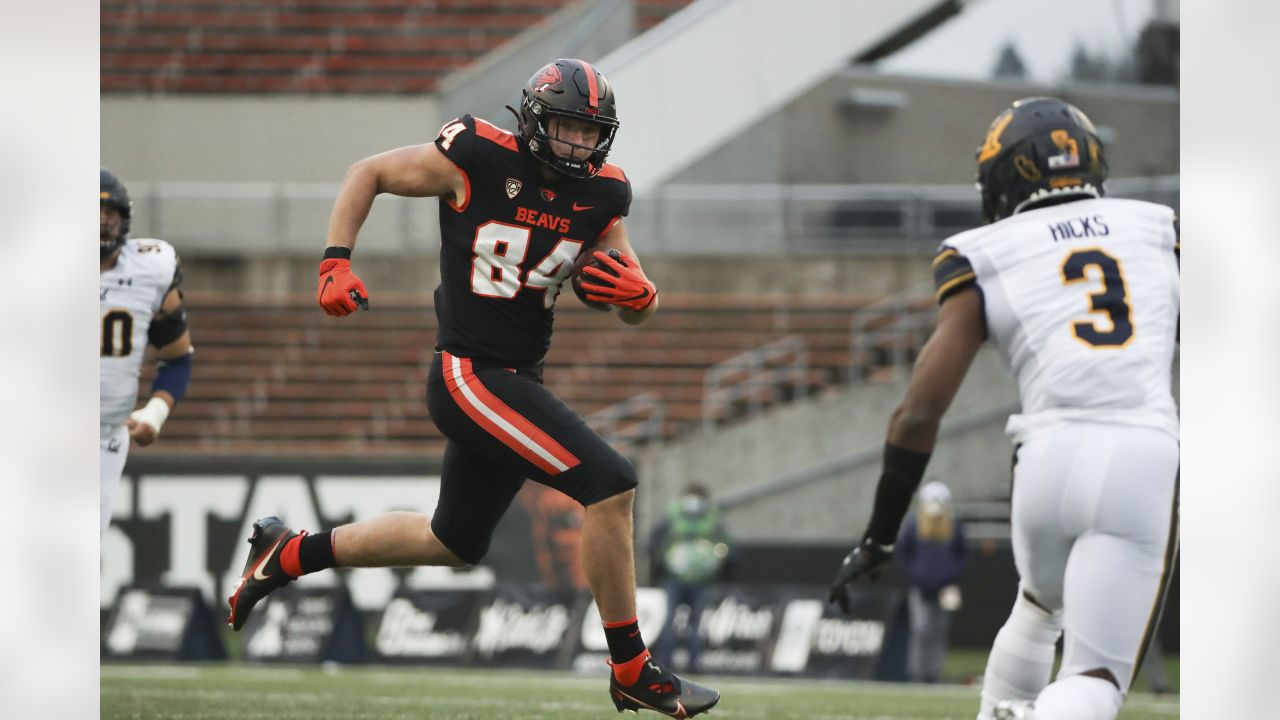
[133,290,880,458]
[102,0,695,94]
[636,0,694,32]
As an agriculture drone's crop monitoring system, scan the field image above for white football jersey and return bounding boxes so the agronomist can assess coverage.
[937,198,1179,442]
[100,238,182,431]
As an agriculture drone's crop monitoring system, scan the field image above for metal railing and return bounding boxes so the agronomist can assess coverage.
[123,176,1180,257]
[702,336,809,430]
[586,392,667,456]
[848,289,937,383]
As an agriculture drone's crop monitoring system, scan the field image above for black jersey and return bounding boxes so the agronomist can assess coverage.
[431,114,631,367]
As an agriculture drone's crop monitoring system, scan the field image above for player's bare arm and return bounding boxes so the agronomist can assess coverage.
[321,143,463,316]
[829,286,984,611]
[586,218,659,325]
[129,286,194,446]
[326,143,466,251]
[886,286,986,452]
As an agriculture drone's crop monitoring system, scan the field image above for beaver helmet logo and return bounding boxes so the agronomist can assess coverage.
[505,177,523,199]
[532,64,562,93]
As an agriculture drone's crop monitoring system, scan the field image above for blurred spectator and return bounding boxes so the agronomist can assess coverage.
[898,481,966,683]
[648,483,732,670]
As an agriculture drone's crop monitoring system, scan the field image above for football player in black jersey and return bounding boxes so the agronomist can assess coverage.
[226,59,719,718]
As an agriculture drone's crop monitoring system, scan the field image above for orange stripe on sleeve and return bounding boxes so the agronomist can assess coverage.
[473,118,519,152]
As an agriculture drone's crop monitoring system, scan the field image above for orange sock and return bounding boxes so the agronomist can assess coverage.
[612,649,650,686]
[279,533,305,578]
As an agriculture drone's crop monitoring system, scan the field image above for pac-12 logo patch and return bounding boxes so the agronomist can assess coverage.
[505,178,523,199]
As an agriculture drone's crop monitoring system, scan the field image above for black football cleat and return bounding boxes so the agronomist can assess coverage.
[226,516,301,631]
[609,653,720,718]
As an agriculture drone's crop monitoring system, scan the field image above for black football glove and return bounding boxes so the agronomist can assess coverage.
[827,537,894,615]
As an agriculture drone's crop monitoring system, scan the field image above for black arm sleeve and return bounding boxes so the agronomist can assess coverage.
[864,443,932,546]
[148,259,189,347]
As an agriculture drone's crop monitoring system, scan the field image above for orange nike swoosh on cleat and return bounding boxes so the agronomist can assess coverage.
[572,203,593,211]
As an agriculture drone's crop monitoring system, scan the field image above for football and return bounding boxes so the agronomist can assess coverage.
[571,248,624,312]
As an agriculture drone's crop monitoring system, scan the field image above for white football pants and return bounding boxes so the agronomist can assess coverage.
[994,421,1179,695]
[100,423,130,539]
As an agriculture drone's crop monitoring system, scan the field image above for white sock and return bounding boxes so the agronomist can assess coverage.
[976,593,1062,720]
[1032,674,1124,720]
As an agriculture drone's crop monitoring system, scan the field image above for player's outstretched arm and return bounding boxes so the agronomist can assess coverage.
[129,287,194,446]
[828,287,984,613]
[589,219,659,325]
[320,143,466,315]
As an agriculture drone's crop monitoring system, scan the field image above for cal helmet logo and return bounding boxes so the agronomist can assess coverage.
[540,188,556,202]
[1046,129,1081,169]
[505,177,523,199]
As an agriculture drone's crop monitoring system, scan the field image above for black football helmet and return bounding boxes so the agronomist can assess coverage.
[514,59,620,179]
[100,167,132,258]
[975,97,1108,223]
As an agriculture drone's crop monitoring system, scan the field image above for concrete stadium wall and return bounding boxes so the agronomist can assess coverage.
[101,95,443,183]
[102,72,1176,188]
[631,348,1021,542]
[670,69,1180,185]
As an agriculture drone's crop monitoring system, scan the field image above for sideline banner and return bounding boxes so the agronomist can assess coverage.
[366,584,894,678]
[241,586,365,664]
[102,586,226,662]
[374,590,484,665]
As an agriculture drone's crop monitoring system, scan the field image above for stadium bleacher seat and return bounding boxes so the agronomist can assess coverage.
[102,0,697,94]
[134,290,904,457]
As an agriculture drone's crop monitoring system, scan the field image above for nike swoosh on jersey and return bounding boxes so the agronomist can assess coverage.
[252,537,287,581]
[572,203,593,211]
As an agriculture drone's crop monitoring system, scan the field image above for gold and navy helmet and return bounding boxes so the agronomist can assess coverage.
[516,59,620,179]
[100,167,132,258]
[975,97,1108,223]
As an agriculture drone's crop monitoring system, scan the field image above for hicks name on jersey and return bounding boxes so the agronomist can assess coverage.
[1047,214,1110,243]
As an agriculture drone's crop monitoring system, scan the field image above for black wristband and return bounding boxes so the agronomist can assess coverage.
[864,443,932,546]
[323,246,353,260]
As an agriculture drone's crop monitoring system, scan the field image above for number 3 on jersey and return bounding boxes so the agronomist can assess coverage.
[471,221,583,309]
[1061,248,1134,348]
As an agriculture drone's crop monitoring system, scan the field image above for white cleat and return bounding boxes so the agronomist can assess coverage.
[994,700,1036,720]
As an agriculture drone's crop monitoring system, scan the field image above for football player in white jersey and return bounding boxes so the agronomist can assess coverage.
[100,168,195,538]
[827,98,1178,720]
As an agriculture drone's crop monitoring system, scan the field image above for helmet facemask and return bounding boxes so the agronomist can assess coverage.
[521,91,619,178]
[100,205,128,259]
[514,59,620,179]
[100,168,133,259]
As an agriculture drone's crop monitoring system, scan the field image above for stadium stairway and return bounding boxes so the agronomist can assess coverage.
[133,290,912,458]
